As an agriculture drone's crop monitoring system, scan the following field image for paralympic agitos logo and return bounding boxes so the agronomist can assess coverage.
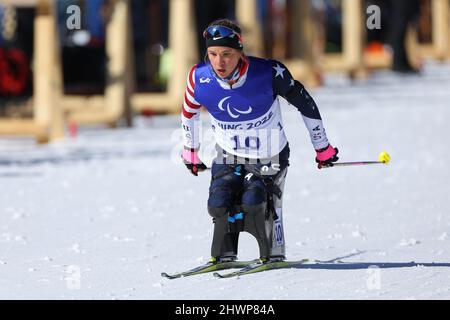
[218,96,253,119]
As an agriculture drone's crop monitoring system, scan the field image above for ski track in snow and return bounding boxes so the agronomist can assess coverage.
[1,60,450,299]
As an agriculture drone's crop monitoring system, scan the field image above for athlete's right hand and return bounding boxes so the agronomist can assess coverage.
[182,148,207,176]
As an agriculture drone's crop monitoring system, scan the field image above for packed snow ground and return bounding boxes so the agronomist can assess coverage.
[1,60,450,300]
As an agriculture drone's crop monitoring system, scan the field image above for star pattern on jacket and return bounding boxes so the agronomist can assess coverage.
[273,63,286,79]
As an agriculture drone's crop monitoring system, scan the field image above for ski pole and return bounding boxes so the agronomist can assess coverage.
[319,151,391,169]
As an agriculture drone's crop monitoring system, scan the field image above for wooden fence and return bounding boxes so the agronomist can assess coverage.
[0,0,448,143]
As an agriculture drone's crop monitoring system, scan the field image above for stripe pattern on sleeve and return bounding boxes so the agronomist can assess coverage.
[181,65,203,149]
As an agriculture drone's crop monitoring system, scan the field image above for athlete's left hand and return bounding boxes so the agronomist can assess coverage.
[315,144,339,169]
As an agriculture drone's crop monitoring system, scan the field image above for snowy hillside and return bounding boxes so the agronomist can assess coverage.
[1,60,450,300]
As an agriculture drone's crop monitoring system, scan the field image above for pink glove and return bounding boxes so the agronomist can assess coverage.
[315,144,339,169]
[182,149,201,164]
[182,148,207,176]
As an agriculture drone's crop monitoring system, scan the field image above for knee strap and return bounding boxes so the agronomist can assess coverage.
[207,206,228,219]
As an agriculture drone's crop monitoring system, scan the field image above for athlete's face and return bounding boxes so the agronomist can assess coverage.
[207,46,242,79]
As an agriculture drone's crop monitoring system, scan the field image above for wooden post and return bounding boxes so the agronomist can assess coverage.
[432,0,450,61]
[236,0,263,56]
[33,0,64,143]
[406,25,421,69]
[289,0,313,61]
[104,0,133,127]
[286,0,320,86]
[0,0,38,6]
[124,0,135,127]
[342,0,365,77]
[167,0,197,112]
[129,0,196,114]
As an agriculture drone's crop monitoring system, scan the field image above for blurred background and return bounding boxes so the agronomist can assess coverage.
[0,0,449,143]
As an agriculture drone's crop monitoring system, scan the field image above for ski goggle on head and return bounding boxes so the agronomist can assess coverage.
[203,25,243,43]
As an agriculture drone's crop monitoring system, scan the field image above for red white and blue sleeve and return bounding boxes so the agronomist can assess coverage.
[181,65,202,150]
[271,60,330,151]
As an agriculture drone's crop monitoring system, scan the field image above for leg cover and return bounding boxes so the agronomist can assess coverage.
[265,168,288,259]
[242,202,271,259]
[208,206,240,260]
[241,167,288,260]
[207,162,243,260]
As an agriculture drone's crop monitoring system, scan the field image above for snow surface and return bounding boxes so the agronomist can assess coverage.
[1,60,450,300]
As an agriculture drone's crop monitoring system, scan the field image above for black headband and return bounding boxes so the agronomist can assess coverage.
[205,35,243,50]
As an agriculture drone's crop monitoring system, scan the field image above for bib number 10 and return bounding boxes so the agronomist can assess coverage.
[232,135,260,151]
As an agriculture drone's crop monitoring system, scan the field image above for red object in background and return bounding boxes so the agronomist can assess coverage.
[0,48,30,96]
[68,121,78,138]
[141,109,156,126]
[365,41,385,54]
[141,109,156,117]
